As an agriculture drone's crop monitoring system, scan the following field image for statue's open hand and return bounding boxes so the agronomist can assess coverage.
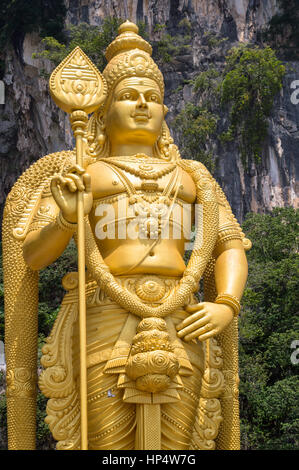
[51,164,93,223]
[176,302,233,342]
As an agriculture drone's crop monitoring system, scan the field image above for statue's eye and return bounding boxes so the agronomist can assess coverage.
[150,95,159,102]
[120,92,132,100]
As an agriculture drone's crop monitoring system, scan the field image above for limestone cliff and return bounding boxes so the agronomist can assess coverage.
[0,0,298,223]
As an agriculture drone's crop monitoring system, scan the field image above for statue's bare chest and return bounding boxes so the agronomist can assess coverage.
[87,160,196,203]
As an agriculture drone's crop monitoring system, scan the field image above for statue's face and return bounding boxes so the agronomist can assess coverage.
[105,77,164,149]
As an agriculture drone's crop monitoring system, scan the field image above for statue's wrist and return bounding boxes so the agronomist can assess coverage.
[56,211,77,232]
[215,293,241,316]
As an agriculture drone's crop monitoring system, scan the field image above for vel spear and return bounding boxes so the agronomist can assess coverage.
[49,46,107,449]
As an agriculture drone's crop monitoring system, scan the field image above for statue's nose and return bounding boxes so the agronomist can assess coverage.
[136,93,147,108]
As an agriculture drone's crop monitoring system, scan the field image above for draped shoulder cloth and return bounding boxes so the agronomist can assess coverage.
[3,150,250,450]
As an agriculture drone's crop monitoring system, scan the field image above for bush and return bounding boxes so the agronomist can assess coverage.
[240,207,299,449]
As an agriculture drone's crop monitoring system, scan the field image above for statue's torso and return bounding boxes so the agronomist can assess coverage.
[87,160,196,276]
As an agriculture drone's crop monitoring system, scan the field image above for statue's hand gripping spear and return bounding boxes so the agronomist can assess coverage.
[49,47,107,450]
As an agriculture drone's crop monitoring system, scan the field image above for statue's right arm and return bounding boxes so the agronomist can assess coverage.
[22,207,74,271]
[23,165,93,271]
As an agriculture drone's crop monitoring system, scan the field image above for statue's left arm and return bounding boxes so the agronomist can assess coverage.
[177,197,248,342]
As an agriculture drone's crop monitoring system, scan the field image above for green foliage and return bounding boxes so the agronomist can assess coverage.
[152,23,191,64]
[173,65,222,171]
[192,67,221,95]
[173,103,218,171]
[262,0,299,60]
[38,239,77,336]
[0,0,66,49]
[178,18,192,31]
[241,207,298,263]
[33,18,123,72]
[135,21,150,42]
[36,391,56,449]
[33,18,151,74]
[240,207,299,449]
[220,45,285,165]
[175,44,285,169]
[191,66,222,112]
[202,31,228,49]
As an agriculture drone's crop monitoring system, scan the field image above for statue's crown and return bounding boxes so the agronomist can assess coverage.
[105,20,152,61]
[103,20,164,96]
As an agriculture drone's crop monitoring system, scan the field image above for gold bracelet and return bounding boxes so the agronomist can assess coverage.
[56,212,77,232]
[215,293,241,316]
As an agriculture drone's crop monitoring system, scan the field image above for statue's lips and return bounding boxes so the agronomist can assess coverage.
[133,114,150,122]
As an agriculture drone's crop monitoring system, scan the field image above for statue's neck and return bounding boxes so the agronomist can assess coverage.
[110,143,154,158]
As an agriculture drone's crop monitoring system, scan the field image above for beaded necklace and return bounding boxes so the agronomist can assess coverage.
[100,156,176,180]
[97,159,183,274]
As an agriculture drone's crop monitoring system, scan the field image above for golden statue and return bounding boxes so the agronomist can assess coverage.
[3,21,251,450]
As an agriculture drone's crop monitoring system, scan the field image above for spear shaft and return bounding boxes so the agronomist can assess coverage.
[71,110,89,450]
[49,46,107,450]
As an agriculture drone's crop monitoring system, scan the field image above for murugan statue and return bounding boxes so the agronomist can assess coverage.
[3,21,251,450]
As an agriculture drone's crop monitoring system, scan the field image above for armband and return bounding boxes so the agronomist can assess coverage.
[56,211,77,232]
[215,293,241,316]
[215,223,242,248]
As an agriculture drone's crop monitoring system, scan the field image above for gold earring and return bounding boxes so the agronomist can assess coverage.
[97,133,106,146]
[96,120,106,146]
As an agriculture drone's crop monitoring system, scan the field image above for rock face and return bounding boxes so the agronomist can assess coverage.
[0,0,298,224]
[0,33,73,222]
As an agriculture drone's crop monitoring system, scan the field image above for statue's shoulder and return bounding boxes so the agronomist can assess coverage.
[4,150,75,238]
[177,158,215,181]
[178,158,228,204]
[7,149,75,198]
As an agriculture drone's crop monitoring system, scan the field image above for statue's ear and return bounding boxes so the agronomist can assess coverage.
[164,105,168,116]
